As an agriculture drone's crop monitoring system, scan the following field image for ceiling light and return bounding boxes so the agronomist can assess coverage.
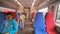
[32,0,36,6]
[17,2,21,5]
[15,0,22,6]
[32,2,34,6]
[34,0,36,1]
[39,2,47,6]
[39,0,49,6]
[17,1,22,6]
[15,0,17,1]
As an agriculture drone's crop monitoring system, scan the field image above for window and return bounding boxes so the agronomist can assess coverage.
[55,4,60,24]
[38,7,48,17]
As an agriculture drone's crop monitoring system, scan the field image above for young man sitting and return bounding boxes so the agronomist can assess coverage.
[0,12,18,34]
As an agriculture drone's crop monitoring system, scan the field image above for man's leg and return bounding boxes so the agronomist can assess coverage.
[20,20,22,29]
[22,20,24,31]
[0,32,5,34]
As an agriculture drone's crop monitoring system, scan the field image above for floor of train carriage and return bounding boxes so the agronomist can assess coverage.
[18,19,34,34]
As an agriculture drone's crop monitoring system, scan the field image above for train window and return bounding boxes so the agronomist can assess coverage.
[56,4,60,19]
[55,4,60,24]
[0,7,3,11]
[58,4,60,10]
[38,7,48,17]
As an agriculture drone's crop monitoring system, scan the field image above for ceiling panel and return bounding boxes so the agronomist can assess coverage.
[0,0,46,8]
[17,0,46,7]
[0,0,18,9]
[0,0,57,9]
[34,0,43,6]
[18,0,33,7]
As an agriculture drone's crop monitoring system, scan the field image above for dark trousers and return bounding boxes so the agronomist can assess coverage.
[0,32,5,34]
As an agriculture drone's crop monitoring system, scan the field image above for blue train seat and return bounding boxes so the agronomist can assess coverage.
[0,12,6,31]
[34,12,47,34]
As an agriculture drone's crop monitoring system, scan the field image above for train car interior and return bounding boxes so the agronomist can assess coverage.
[0,0,60,34]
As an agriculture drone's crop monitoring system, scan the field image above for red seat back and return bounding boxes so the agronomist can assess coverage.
[45,12,57,34]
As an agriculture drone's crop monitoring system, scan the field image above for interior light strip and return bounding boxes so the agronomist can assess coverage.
[32,0,36,6]
[15,0,22,6]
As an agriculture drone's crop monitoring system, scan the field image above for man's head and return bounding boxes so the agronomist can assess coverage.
[5,12,13,20]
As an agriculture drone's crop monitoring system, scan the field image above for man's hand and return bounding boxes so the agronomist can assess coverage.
[5,32,9,34]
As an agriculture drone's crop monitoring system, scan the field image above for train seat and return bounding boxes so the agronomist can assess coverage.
[34,12,47,34]
[0,12,6,31]
[45,12,58,34]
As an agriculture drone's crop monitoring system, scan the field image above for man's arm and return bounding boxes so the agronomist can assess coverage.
[9,20,18,34]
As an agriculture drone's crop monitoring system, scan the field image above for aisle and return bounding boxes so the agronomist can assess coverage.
[24,20,34,34]
[18,20,34,34]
